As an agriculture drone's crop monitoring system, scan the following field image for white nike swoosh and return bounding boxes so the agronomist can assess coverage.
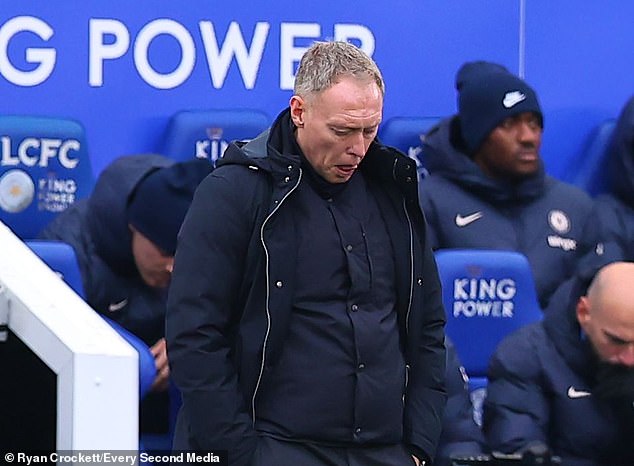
[108,299,128,312]
[455,211,483,227]
[503,92,527,108]
[567,386,591,399]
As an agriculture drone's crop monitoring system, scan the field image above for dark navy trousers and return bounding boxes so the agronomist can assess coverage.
[250,436,417,466]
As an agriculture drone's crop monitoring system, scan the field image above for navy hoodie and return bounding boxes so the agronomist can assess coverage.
[582,95,634,262]
[39,154,173,344]
[484,273,634,466]
[419,116,594,308]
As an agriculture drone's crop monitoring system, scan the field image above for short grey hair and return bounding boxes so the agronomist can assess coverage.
[293,41,385,98]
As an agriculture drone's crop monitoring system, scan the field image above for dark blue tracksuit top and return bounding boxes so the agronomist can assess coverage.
[419,116,594,308]
[581,95,634,264]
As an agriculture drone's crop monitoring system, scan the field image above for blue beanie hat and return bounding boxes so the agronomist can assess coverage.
[127,158,212,255]
[454,60,509,91]
[459,72,543,154]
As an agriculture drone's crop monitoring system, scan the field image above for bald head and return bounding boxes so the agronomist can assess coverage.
[577,262,634,366]
[587,262,634,315]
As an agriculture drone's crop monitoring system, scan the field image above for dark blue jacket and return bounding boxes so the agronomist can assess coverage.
[419,116,594,307]
[582,95,634,263]
[165,110,447,465]
[39,154,173,344]
[483,275,634,466]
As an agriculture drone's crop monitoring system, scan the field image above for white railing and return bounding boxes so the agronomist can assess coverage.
[0,222,138,450]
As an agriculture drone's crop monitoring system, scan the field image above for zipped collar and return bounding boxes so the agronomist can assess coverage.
[220,108,419,202]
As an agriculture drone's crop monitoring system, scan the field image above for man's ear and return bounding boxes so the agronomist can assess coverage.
[576,296,591,328]
[289,95,305,128]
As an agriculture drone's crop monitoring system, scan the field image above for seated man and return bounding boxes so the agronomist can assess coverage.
[39,154,212,431]
[419,62,594,308]
[483,261,634,466]
[582,95,634,263]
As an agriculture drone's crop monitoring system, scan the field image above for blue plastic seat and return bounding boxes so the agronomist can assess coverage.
[25,240,156,399]
[571,119,617,197]
[161,109,270,165]
[0,116,95,239]
[378,116,440,180]
[434,249,544,423]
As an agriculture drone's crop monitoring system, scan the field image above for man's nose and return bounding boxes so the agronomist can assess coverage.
[348,132,367,159]
[617,344,634,367]
[517,122,539,144]
[165,258,174,274]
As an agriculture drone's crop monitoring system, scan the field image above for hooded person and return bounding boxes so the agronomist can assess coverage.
[484,261,634,466]
[418,61,594,308]
[40,154,213,345]
[38,154,213,433]
[579,95,634,266]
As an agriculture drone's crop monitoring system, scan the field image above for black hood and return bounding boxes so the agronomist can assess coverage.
[219,109,303,182]
[86,154,173,275]
[422,115,547,204]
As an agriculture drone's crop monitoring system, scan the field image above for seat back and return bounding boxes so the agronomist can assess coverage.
[161,109,270,165]
[25,240,86,297]
[378,116,441,180]
[25,240,156,399]
[0,115,95,239]
[434,249,543,385]
[571,118,617,197]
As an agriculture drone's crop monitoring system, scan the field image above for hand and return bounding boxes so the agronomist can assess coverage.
[150,337,170,392]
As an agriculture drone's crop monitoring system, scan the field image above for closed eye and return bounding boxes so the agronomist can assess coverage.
[604,330,631,346]
[331,126,378,138]
[332,127,351,136]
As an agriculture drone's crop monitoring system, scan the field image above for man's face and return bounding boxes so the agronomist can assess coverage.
[289,76,383,184]
[474,112,542,180]
[577,296,634,367]
[130,226,174,289]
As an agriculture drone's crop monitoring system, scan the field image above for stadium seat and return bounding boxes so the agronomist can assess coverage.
[434,249,544,425]
[571,118,617,197]
[160,109,270,165]
[378,116,441,180]
[25,240,156,399]
[0,115,95,240]
[539,107,619,189]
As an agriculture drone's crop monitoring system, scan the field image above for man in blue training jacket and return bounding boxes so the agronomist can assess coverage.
[484,261,634,466]
[581,94,634,264]
[419,62,594,308]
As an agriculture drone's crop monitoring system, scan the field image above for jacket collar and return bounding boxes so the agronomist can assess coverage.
[220,108,419,202]
[543,275,598,381]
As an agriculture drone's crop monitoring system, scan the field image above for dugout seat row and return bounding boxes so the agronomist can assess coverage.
[0,109,272,241]
[0,110,618,240]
